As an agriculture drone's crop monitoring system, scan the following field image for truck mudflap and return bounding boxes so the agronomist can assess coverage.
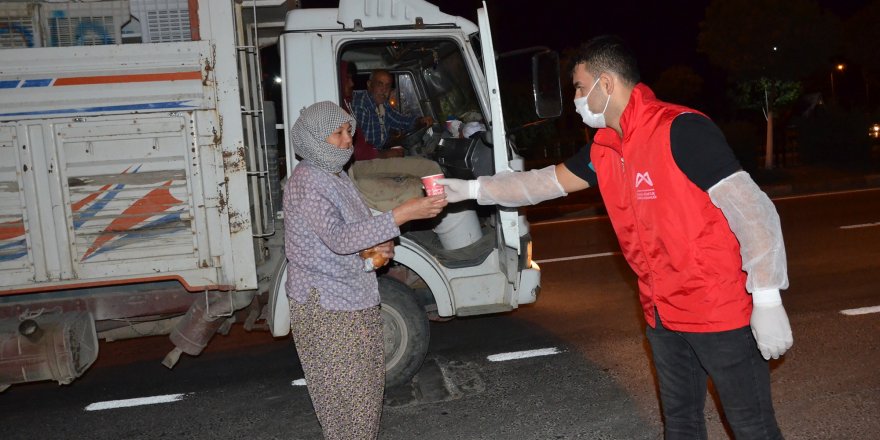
[162,290,255,369]
[517,264,541,305]
[0,311,98,391]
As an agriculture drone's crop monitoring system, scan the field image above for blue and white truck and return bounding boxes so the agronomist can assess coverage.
[0,0,560,391]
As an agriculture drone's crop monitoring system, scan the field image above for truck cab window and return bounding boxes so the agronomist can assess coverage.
[341,39,484,128]
[390,73,422,117]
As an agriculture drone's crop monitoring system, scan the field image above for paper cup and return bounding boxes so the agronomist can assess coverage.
[445,120,462,137]
[421,174,445,196]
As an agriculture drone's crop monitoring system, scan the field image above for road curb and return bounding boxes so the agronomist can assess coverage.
[527,171,880,223]
[761,173,880,198]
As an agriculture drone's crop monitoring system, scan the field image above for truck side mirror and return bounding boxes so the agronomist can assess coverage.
[531,50,562,118]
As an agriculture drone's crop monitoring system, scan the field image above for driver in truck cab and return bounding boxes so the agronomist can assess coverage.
[342,64,449,220]
[349,68,434,154]
[340,61,399,161]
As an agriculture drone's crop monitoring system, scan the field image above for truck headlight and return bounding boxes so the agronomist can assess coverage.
[519,234,534,270]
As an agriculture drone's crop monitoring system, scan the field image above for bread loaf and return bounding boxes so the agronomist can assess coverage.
[359,247,388,271]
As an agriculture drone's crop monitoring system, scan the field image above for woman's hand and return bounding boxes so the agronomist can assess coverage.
[374,240,395,265]
[391,194,448,226]
[359,240,395,269]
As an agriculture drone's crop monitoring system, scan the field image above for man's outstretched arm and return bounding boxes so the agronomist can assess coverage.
[436,162,590,207]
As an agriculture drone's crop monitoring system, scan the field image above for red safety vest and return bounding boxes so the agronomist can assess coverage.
[590,84,751,332]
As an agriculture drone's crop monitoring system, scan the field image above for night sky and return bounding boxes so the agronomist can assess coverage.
[300,0,869,85]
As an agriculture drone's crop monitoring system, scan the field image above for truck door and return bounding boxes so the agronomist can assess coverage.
[55,114,206,280]
[0,126,36,286]
[1,113,219,290]
[476,2,520,252]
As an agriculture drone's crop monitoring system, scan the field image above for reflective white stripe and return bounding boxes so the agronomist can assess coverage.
[534,252,619,264]
[772,187,880,201]
[840,305,880,316]
[531,215,609,226]
[487,347,562,362]
[839,222,880,230]
[85,393,188,411]
[291,378,307,386]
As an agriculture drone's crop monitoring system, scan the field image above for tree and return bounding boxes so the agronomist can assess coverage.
[698,0,840,168]
[733,78,801,168]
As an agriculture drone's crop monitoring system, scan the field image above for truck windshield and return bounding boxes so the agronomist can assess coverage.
[421,43,481,123]
[341,39,483,125]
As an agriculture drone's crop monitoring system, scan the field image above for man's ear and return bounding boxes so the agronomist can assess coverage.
[600,72,614,96]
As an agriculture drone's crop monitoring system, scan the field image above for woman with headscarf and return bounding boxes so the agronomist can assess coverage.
[283,101,447,439]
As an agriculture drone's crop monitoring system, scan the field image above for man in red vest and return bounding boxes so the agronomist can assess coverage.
[438,35,792,439]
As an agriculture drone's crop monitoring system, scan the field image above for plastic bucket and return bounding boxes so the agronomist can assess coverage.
[433,206,481,250]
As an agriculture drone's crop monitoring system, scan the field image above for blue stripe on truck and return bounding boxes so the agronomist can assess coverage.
[0,101,196,118]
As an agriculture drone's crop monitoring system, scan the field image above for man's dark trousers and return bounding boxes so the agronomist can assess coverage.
[646,310,783,440]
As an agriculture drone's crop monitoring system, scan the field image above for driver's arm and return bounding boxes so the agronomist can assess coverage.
[385,107,420,131]
[377,147,405,158]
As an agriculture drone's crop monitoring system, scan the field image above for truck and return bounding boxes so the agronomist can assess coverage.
[0,0,562,391]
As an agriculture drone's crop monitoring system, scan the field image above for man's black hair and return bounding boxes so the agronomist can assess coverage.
[569,35,640,85]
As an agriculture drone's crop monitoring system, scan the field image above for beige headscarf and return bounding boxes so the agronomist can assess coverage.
[292,101,357,173]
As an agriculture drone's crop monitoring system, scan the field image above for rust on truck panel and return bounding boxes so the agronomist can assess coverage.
[217,184,227,211]
[202,56,213,87]
[0,285,194,321]
[212,117,223,145]
[0,181,20,192]
[227,207,250,234]
[222,145,247,173]
[0,275,233,296]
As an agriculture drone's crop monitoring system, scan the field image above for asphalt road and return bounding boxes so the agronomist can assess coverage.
[2,188,879,440]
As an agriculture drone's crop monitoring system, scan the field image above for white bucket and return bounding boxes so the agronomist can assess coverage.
[433,206,482,250]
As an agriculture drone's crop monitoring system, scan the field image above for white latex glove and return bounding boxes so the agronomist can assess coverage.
[435,178,478,203]
[437,166,566,207]
[750,289,793,360]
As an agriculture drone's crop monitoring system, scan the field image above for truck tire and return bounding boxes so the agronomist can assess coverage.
[379,277,429,388]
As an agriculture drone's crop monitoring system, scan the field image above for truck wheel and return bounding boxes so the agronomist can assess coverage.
[379,277,429,388]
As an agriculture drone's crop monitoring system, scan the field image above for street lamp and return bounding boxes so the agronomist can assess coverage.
[830,63,845,104]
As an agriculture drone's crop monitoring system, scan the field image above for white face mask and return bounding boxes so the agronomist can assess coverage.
[574,77,611,129]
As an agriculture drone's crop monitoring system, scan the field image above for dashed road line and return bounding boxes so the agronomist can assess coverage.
[531,215,609,226]
[534,252,620,264]
[772,187,880,201]
[85,393,189,411]
[840,305,880,316]
[839,222,880,230]
[487,347,562,362]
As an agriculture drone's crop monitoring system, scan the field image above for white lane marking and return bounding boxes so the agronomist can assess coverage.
[773,187,880,201]
[487,347,562,362]
[291,378,307,386]
[534,252,620,264]
[85,393,188,411]
[531,215,609,226]
[529,188,880,226]
[840,305,880,316]
[840,222,880,230]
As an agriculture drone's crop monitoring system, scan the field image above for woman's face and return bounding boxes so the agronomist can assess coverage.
[326,122,353,149]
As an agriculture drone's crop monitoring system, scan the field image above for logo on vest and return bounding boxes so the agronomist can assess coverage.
[635,171,657,200]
